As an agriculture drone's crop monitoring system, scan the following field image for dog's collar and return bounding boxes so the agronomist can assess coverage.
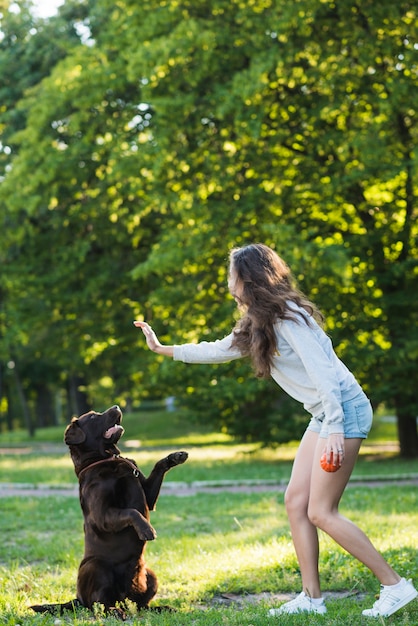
[77,455,140,480]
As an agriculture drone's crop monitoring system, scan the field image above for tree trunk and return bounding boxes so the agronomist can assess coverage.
[35,384,57,427]
[67,375,91,418]
[396,407,418,459]
[13,363,34,437]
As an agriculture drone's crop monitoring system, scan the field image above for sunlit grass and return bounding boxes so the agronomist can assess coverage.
[1,406,417,624]
[0,486,417,625]
[1,442,418,487]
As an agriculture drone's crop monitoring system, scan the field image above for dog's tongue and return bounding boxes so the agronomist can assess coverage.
[104,424,122,439]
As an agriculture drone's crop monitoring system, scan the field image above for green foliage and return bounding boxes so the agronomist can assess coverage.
[0,0,417,454]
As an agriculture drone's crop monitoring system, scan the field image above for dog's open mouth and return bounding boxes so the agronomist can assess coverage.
[103,406,124,440]
[104,424,124,439]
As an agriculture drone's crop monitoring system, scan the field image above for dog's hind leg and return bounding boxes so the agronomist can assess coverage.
[130,568,176,614]
[129,566,158,610]
[142,451,188,510]
[78,557,128,618]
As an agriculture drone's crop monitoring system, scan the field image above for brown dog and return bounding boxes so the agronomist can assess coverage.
[30,405,188,618]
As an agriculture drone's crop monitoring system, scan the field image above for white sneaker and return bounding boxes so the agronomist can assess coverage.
[362,578,418,617]
[268,591,327,616]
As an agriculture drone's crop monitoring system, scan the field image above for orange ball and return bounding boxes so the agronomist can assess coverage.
[320,451,340,472]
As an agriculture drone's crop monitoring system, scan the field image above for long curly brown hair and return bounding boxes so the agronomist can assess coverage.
[229,243,324,378]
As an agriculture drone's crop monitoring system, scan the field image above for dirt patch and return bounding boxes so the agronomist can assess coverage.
[212,589,368,605]
[190,589,369,612]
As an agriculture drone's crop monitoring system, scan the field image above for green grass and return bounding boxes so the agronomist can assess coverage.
[0,408,417,624]
[0,488,417,625]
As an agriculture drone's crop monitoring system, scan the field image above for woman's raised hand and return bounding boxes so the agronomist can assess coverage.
[133,321,174,357]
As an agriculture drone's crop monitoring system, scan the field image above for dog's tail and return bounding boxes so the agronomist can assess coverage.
[30,598,82,615]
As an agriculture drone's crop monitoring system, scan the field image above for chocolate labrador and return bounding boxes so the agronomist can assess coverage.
[30,404,188,618]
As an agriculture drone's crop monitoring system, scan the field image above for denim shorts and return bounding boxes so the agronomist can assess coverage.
[307,391,373,439]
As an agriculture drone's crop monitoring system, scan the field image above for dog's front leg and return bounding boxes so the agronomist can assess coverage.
[142,451,188,510]
[98,508,156,540]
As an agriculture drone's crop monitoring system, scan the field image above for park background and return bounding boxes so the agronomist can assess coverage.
[1,0,417,457]
[0,1,417,624]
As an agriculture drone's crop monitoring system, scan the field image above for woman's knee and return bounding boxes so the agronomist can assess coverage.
[307,505,322,528]
[307,502,333,530]
[284,487,308,516]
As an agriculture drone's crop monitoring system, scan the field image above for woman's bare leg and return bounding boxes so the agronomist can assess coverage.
[307,436,401,586]
[284,429,322,597]
[284,430,400,601]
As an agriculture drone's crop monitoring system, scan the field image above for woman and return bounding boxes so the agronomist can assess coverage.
[134,243,417,618]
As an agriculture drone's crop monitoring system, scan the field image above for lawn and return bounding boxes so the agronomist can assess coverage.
[0,407,417,625]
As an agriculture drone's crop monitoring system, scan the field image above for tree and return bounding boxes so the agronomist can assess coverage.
[0,0,88,428]
[0,0,416,456]
[122,0,418,455]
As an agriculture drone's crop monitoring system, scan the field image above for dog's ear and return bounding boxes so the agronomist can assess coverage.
[64,418,86,445]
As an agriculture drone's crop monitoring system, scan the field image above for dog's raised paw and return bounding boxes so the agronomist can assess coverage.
[138,524,157,541]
